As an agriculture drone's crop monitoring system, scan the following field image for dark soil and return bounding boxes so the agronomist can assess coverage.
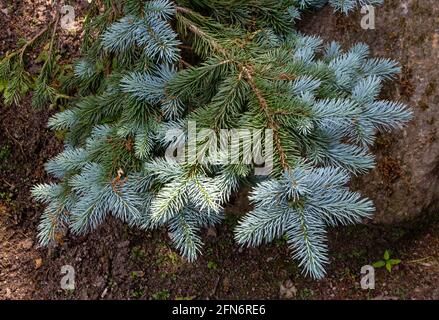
[1,0,439,300]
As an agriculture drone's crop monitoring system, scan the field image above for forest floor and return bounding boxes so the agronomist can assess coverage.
[1,0,439,300]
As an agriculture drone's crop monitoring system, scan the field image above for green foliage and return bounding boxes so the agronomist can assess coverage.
[175,295,196,300]
[0,1,124,108]
[372,250,401,273]
[207,261,218,270]
[131,245,147,261]
[151,290,171,300]
[0,144,11,163]
[132,289,145,299]
[0,11,63,107]
[32,0,411,279]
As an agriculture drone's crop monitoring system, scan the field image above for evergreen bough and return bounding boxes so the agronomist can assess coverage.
[29,0,411,279]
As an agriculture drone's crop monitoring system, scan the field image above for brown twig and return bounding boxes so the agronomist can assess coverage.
[180,59,193,68]
[241,66,289,169]
[18,23,52,62]
[1,177,14,188]
[176,6,192,14]
[3,127,25,157]
[210,274,222,298]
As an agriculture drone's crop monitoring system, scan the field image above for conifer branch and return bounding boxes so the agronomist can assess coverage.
[31,0,411,279]
[241,65,289,170]
[177,16,290,169]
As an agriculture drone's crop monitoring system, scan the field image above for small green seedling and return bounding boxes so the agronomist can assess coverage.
[207,261,218,270]
[373,250,401,273]
[151,290,170,300]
